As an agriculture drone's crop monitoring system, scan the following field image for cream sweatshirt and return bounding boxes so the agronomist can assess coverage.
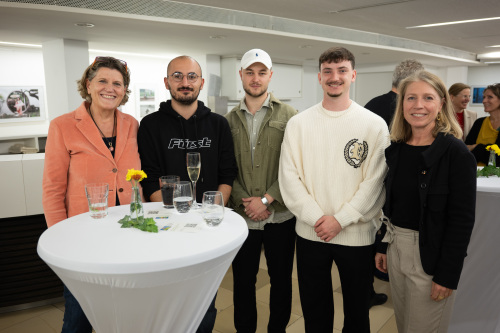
[278,101,390,246]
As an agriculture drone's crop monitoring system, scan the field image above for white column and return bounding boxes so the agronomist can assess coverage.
[42,39,89,120]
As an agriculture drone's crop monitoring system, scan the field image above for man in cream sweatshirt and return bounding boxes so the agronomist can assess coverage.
[279,47,389,332]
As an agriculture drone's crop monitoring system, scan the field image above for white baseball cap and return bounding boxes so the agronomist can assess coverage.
[240,49,272,69]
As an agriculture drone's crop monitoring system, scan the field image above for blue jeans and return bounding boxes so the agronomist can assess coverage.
[62,285,92,333]
[196,293,217,333]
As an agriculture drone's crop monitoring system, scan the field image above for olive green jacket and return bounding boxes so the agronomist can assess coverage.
[225,93,297,217]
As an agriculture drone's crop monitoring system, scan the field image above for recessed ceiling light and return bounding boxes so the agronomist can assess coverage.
[209,35,226,39]
[484,61,500,64]
[0,41,41,48]
[407,16,500,29]
[477,51,500,59]
[75,22,95,28]
[486,45,500,48]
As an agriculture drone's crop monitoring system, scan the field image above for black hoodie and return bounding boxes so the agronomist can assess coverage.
[138,100,237,201]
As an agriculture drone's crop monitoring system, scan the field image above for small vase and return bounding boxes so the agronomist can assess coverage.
[130,186,144,220]
[488,150,497,167]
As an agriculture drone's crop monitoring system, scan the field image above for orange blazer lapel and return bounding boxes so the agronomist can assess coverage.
[114,109,131,163]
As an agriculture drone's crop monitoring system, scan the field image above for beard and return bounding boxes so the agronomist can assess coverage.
[171,87,200,106]
[326,92,342,98]
[243,86,267,98]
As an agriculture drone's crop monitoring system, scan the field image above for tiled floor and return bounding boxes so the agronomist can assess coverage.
[0,250,397,333]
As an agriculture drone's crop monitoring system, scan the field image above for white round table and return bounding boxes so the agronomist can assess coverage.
[37,202,248,333]
[449,177,500,332]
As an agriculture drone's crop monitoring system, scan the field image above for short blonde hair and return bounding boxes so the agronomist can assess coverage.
[390,71,462,142]
[77,56,131,105]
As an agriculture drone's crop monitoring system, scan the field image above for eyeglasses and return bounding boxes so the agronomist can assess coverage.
[91,56,127,71]
[167,72,201,83]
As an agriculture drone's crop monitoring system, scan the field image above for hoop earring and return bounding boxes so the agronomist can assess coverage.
[436,113,442,122]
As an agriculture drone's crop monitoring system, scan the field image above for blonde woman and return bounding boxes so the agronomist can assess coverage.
[375,71,476,333]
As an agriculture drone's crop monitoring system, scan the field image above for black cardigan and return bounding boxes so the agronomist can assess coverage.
[379,133,477,289]
[464,116,500,165]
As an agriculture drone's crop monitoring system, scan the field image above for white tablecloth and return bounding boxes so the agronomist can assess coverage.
[449,177,500,333]
[37,202,248,333]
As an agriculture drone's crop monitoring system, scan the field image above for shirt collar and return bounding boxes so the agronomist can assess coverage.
[240,93,271,115]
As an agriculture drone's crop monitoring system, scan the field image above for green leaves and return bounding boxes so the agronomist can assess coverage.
[130,202,141,213]
[477,166,500,178]
[118,215,158,233]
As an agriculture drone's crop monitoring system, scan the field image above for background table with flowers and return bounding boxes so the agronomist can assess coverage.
[449,175,500,332]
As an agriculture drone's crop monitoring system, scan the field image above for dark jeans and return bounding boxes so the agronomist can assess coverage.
[232,217,296,333]
[62,285,92,333]
[296,236,372,333]
[196,293,217,333]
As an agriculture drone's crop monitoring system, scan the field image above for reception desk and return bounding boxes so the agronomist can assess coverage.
[449,177,500,332]
[37,203,248,333]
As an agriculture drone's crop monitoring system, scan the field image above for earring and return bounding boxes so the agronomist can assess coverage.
[436,113,442,121]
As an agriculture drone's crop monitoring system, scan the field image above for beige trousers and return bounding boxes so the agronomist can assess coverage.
[387,225,456,333]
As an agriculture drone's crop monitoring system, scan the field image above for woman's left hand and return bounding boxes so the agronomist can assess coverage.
[431,281,453,302]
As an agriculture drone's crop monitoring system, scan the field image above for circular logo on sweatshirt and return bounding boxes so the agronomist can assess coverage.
[344,139,368,168]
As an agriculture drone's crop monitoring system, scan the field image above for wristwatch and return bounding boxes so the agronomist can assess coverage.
[261,196,269,206]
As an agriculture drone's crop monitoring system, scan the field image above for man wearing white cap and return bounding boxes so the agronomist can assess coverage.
[226,49,297,332]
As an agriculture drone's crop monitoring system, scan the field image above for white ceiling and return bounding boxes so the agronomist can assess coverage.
[0,0,499,67]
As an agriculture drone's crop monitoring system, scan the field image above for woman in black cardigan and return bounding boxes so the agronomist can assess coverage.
[465,83,500,166]
[375,71,476,333]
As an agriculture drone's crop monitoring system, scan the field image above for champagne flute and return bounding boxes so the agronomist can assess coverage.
[186,152,201,209]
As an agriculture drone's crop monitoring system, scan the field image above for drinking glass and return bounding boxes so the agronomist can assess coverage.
[173,181,193,213]
[186,152,201,209]
[85,183,109,219]
[201,191,224,227]
[159,175,180,208]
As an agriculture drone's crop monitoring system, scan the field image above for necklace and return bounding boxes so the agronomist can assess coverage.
[88,107,117,152]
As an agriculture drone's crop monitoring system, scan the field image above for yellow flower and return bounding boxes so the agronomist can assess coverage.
[486,144,500,156]
[126,169,147,182]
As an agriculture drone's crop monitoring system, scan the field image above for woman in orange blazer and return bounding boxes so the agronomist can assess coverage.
[42,56,141,333]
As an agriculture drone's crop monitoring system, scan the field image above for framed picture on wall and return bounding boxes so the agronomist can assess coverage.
[0,86,45,123]
[136,84,161,119]
[471,86,486,105]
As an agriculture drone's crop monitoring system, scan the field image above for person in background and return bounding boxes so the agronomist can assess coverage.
[365,59,424,127]
[465,83,500,166]
[42,56,141,333]
[279,47,389,332]
[375,71,476,333]
[137,55,237,333]
[364,60,424,306]
[225,49,297,333]
[448,83,477,140]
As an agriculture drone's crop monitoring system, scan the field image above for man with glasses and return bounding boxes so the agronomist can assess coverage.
[225,49,297,332]
[137,55,237,332]
[279,47,389,332]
